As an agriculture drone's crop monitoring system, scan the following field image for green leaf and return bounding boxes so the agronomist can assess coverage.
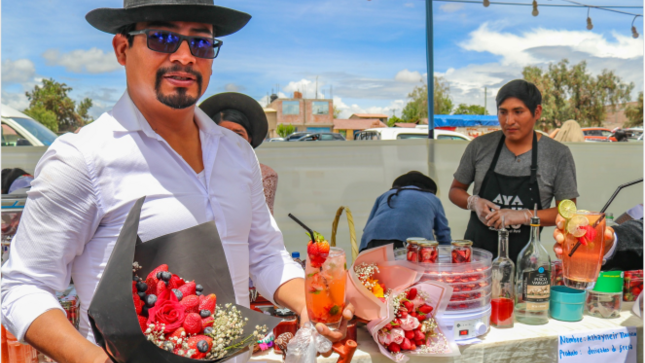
[329,305,340,316]
[307,273,316,278]
[344,262,347,270]
[310,290,321,295]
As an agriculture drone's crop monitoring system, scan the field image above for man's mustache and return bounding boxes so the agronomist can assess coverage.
[155,65,203,91]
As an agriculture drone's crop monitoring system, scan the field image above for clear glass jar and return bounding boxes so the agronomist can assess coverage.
[451,240,473,263]
[586,291,622,318]
[418,241,439,263]
[551,260,564,286]
[406,238,423,263]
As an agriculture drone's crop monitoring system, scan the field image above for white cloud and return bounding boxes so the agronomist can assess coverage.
[258,92,288,107]
[440,24,644,114]
[333,96,405,119]
[42,48,121,74]
[2,59,36,84]
[404,3,415,8]
[440,3,464,13]
[1,90,30,111]
[395,69,424,83]
[224,83,242,92]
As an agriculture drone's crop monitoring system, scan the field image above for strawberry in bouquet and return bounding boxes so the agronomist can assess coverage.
[366,282,459,362]
[89,197,280,363]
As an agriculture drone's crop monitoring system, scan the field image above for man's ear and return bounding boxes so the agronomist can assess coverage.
[113,34,129,66]
[534,104,543,120]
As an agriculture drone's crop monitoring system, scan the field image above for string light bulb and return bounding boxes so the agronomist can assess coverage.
[532,0,539,17]
[586,8,593,30]
[632,16,640,39]
[483,0,490,7]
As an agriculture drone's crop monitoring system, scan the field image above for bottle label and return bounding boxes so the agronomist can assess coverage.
[522,266,550,311]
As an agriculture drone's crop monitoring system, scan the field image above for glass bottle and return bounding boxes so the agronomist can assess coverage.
[491,218,515,328]
[515,204,551,325]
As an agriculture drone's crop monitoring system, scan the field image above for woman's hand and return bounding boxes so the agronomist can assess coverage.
[485,208,532,229]
[468,195,500,224]
[552,214,615,258]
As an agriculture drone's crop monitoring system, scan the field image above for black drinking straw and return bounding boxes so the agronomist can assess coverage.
[288,213,315,240]
[568,178,643,257]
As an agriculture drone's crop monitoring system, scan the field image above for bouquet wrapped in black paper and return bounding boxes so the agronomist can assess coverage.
[88,197,280,362]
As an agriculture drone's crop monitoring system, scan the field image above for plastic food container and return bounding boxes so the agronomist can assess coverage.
[399,246,493,311]
[623,270,643,302]
[550,286,586,322]
[406,238,423,263]
[586,271,623,319]
[418,241,439,263]
[451,240,473,263]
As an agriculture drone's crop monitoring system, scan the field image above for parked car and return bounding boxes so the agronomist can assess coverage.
[284,132,311,141]
[355,127,472,141]
[625,127,643,141]
[581,127,616,142]
[267,137,286,142]
[293,132,346,141]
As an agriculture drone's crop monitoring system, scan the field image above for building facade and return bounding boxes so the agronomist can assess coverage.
[266,91,334,135]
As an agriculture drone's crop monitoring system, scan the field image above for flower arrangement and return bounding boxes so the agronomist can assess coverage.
[133,263,267,360]
[354,263,389,300]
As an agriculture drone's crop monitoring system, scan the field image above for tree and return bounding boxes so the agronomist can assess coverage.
[23,78,94,132]
[387,115,404,127]
[401,76,453,123]
[624,92,643,128]
[333,105,342,119]
[522,59,633,128]
[453,103,488,115]
[276,123,295,138]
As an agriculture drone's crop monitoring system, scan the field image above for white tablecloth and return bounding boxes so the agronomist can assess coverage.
[250,302,643,363]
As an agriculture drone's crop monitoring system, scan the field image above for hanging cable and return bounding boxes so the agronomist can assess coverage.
[632,16,640,38]
[532,0,539,16]
[483,0,490,7]
[586,7,593,30]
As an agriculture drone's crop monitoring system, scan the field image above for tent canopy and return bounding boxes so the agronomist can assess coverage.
[434,114,499,127]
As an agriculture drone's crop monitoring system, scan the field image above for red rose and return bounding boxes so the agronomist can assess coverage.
[147,290,186,332]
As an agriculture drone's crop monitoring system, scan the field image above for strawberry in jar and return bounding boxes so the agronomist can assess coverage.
[418,241,439,263]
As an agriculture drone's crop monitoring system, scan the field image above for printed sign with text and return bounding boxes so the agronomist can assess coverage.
[558,326,638,363]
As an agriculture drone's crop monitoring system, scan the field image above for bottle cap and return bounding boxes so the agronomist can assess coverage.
[593,271,624,293]
[291,251,300,259]
[451,240,473,247]
[530,203,540,225]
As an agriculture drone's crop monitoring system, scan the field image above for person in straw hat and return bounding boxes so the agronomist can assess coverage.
[1,2,352,362]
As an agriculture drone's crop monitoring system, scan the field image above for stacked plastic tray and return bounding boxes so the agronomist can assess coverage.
[396,246,493,312]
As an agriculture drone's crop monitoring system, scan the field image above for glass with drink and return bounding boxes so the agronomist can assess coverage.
[560,205,605,290]
[305,247,347,330]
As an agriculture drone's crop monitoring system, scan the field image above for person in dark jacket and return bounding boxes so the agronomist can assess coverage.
[602,219,643,271]
[359,171,452,251]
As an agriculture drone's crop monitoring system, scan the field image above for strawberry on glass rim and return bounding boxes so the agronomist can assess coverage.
[306,231,330,268]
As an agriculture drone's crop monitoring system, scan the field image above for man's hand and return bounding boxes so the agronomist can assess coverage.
[552,214,615,258]
[486,208,532,229]
[468,195,500,224]
[298,303,355,357]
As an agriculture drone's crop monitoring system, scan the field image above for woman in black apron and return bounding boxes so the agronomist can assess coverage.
[463,131,541,263]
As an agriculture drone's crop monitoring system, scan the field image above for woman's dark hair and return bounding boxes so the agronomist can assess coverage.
[212,108,253,139]
[496,79,542,116]
[387,171,437,208]
[117,23,136,47]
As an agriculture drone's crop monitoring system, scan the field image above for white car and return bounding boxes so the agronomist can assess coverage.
[2,104,58,147]
[355,126,472,141]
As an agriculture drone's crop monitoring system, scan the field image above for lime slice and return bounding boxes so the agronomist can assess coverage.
[558,200,577,219]
[567,215,589,237]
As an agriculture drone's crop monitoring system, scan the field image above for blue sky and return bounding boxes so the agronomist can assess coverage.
[2,0,643,119]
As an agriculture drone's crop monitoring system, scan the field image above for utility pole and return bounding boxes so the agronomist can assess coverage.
[484,86,487,112]
[315,76,318,99]
[425,0,434,139]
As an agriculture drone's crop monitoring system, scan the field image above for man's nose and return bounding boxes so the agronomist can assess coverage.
[169,39,196,65]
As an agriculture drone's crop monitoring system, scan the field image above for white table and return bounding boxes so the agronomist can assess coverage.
[250,302,643,363]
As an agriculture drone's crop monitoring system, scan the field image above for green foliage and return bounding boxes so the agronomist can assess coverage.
[401,76,453,123]
[276,123,295,138]
[387,115,404,127]
[23,105,58,133]
[24,78,94,132]
[333,105,342,119]
[522,59,633,128]
[453,103,488,115]
[624,92,643,128]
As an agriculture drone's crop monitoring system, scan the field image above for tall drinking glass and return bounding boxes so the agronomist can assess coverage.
[562,211,605,290]
[305,247,347,330]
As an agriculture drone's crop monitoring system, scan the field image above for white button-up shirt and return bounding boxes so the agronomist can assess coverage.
[1,92,304,349]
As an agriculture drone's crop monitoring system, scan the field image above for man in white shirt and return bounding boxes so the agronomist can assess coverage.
[1,1,352,363]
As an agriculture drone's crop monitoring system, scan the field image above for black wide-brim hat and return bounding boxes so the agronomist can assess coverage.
[86,0,251,36]
[392,171,437,194]
[88,197,279,363]
[199,92,268,148]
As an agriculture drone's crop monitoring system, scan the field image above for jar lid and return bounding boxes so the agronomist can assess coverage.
[419,241,439,247]
[406,237,426,245]
[451,240,473,247]
[593,271,624,293]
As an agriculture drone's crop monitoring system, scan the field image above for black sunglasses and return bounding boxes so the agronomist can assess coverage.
[128,29,223,59]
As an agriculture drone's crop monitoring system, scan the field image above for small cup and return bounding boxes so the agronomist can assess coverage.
[550,286,586,322]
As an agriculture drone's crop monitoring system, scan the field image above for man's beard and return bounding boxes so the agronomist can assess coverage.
[155,65,203,109]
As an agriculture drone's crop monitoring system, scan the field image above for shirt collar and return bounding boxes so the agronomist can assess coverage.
[110,91,223,137]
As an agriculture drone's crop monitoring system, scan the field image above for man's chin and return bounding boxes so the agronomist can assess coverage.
[156,90,199,110]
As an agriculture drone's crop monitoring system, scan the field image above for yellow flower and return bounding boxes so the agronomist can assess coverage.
[370,279,385,298]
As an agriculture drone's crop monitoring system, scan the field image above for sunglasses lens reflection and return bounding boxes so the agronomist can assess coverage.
[190,38,215,58]
[148,31,181,53]
[145,30,219,59]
